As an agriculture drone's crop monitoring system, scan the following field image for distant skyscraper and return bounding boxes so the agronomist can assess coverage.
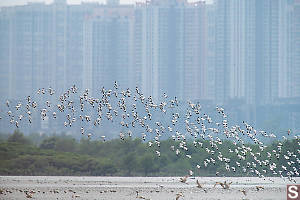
[278,0,292,99]
[244,0,256,105]
[255,0,300,104]
[0,0,299,106]
[0,2,53,99]
[256,0,280,105]
[291,0,300,98]
[0,0,97,99]
[68,2,102,93]
[0,9,12,100]
[83,5,135,94]
[51,0,68,93]
[206,3,216,101]
[214,0,230,105]
[182,1,208,101]
[136,0,209,101]
[215,0,256,105]
[145,0,184,100]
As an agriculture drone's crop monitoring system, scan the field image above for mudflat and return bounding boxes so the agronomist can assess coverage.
[0,176,297,200]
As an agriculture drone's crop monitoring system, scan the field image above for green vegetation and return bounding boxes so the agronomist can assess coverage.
[0,131,299,177]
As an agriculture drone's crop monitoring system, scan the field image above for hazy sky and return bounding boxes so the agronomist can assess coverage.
[0,0,210,7]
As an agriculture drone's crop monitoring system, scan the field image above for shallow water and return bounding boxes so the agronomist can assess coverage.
[0,176,299,200]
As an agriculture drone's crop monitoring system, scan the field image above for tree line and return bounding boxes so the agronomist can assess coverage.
[0,130,299,177]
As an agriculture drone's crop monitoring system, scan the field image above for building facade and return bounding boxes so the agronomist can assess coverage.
[0,0,299,106]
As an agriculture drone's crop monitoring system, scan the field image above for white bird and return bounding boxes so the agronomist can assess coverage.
[155,150,161,157]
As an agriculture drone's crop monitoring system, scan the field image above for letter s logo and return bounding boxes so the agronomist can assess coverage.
[288,185,299,199]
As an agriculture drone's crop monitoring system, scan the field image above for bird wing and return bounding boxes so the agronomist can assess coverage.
[213,182,220,187]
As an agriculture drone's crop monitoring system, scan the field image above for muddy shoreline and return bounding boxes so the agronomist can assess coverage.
[0,176,297,200]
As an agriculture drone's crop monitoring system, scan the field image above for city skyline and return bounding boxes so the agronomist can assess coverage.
[0,0,299,133]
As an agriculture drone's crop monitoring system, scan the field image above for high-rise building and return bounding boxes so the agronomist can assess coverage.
[0,0,98,99]
[214,0,230,105]
[0,8,12,100]
[206,3,216,101]
[0,0,299,106]
[215,0,256,105]
[0,3,53,99]
[256,0,280,105]
[255,0,300,104]
[50,0,68,94]
[83,5,135,94]
[291,0,300,98]
[68,2,105,93]
[182,1,208,101]
[136,0,209,101]
[278,0,293,99]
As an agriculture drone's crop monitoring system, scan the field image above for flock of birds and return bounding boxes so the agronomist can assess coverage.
[0,82,299,188]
